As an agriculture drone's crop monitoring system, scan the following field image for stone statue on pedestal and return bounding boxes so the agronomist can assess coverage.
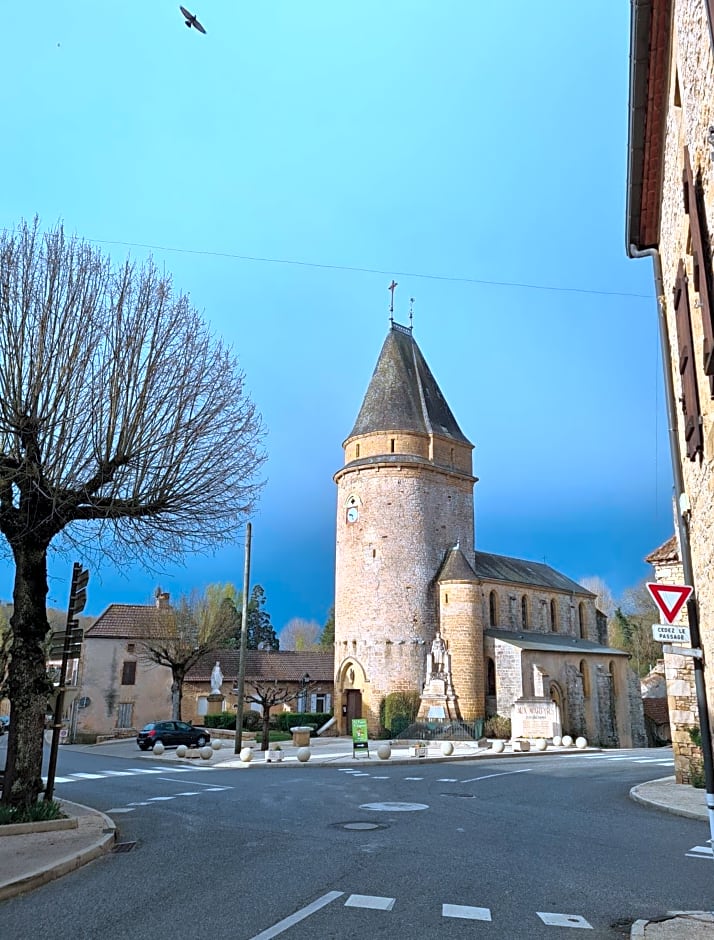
[210,661,224,695]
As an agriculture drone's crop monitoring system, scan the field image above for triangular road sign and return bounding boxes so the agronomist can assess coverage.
[646,582,693,624]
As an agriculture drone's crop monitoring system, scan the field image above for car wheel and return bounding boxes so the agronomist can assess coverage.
[138,743,149,751]
[196,735,207,747]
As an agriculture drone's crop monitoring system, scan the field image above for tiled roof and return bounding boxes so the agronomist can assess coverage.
[187,650,334,683]
[437,545,477,582]
[643,698,670,726]
[472,551,594,596]
[645,535,679,565]
[348,325,471,444]
[85,604,174,639]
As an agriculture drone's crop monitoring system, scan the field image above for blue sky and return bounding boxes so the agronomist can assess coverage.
[0,2,671,632]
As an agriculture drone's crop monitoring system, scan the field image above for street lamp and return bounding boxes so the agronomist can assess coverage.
[300,673,310,712]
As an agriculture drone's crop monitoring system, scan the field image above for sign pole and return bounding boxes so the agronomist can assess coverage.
[234,523,252,755]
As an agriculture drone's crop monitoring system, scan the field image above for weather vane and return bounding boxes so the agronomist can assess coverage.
[409,297,415,331]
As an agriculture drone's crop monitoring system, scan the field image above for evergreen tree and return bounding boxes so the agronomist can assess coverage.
[320,605,335,649]
[233,585,279,650]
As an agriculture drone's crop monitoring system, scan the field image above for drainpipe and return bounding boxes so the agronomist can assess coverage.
[629,244,714,845]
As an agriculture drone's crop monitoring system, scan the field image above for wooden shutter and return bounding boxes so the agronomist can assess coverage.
[673,260,704,460]
[121,660,137,685]
[683,147,714,383]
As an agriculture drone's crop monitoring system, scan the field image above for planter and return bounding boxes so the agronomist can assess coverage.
[266,750,284,762]
[411,745,428,758]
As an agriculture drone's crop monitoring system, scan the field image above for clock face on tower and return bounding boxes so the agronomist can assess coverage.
[346,506,359,524]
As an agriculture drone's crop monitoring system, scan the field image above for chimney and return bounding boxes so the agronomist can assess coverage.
[155,592,170,610]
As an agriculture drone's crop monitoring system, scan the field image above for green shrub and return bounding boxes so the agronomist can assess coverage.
[0,800,65,826]
[273,712,333,734]
[484,715,511,739]
[204,711,238,730]
[689,726,703,748]
[382,691,421,735]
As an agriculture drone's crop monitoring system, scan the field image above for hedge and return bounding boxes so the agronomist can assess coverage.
[382,691,421,736]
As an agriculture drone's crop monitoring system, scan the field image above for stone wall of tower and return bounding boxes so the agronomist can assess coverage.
[334,458,475,733]
[437,580,483,721]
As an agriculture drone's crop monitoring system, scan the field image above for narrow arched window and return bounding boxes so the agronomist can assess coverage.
[578,602,586,639]
[521,595,528,627]
[487,657,496,696]
[489,591,497,627]
[550,599,557,632]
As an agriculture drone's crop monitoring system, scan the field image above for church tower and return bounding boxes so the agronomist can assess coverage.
[334,321,477,734]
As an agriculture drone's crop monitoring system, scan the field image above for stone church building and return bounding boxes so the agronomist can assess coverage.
[333,321,645,747]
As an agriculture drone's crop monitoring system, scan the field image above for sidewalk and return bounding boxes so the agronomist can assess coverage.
[0,739,711,940]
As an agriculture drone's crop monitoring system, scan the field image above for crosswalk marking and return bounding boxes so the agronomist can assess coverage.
[404,777,423,781]
[686,845,713,859]
[438,778,458,782]
[345,895,396,911]
[126,768,164,774]
[68,772,105,779]
[537,912,593,929]
[148,796,175,801]
[442,904,491,921]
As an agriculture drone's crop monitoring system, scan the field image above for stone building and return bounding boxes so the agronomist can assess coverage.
[626,0,714,778]
[333,322,644,747]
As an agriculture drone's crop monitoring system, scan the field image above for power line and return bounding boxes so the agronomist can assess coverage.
[91,238,653,300]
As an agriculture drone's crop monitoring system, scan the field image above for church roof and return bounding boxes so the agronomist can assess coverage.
[472,550,593,596]
[437,545,477,582]
[348,323,471,444]
[485,628,627,656]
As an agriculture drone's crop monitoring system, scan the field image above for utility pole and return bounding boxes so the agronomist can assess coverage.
[234,523,252,754]
[45,563,89,802]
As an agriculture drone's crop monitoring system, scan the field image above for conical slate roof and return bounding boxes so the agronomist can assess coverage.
[437,544,477,582]
[349,324,471,444]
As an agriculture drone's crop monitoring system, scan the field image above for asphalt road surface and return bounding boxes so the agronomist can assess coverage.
[0,742,711,939]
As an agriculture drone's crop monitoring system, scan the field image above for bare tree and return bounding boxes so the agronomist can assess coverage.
[579,576,616,619]
[244,680,315,751]
[139,590,237,720]
[280,617,321,651]
[0,219,265,807]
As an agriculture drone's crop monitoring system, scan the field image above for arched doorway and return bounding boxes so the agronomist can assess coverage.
[549,681,565,737]
[337,659,367,734]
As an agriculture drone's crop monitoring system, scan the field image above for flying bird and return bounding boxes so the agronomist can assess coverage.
[179,6,206,34]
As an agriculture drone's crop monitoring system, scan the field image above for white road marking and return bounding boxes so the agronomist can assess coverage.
[69,772,105,779]
[359,801,428,812]
[461,769,532,784]
[127,802,151,806]
[686,845,713,859]
[106,807,134,814]
[126,768,164,774]
[438,778,458,782]
[350,772,371,777]
[404,777,423,781]
[345,894,395,911]
[203,786,231,792]
[148,796,175,801]
[174,792,201,796]
[442,904,491,921]
[372,776,390,779]
[537,912,593,929]
[633,758,673,764]
[248,890,344,939]
[99,770,135,777]
[52,776,75,784]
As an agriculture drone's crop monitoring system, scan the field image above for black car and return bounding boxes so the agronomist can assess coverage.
[137,720,210,751]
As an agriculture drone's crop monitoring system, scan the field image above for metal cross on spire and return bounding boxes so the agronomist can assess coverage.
[388,280,398,323]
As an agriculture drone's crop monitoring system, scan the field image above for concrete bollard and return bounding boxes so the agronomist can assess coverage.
[152,741,165,756]
[552,735,562,747]
[535,738,548,751]
[239,747,253,763]
[297,747,311,763]
[211,739,223,751]
[441,741,454,756]
[200,746,213,760]
[575,736,588,749]
[562,735,573,748]
[491,739,505,754]
[377,743,391,760]
[176,744,187,758]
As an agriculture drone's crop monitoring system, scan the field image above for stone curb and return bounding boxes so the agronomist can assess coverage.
[630,920,647,938]
[0,799,117,903]
[0,816,78,837]
[629,777,706,820]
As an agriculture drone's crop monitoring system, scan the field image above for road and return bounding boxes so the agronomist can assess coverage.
[0,741,711,939]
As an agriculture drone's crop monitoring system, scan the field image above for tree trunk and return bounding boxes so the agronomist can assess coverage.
[3,544,51,808]
[170,674,183,721]
[261,707,270,751]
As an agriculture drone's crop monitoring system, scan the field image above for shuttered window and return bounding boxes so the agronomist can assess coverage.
[683,147,714,387]
[121,660,137,685]
[674,260,704,460]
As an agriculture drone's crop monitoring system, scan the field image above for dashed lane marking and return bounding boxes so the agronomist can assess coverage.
[106,807,134,813]
[404,777,423,781]
[537,912,593,929]
[442,904,492,921]
[248,891,344,940]
[344,894,396,911]
[148,796,175,801]
[438,778,458,782]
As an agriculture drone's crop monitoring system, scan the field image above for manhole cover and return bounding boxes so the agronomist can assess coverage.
[112,841,137,853]
[359,802,428,812]
[343,822,381,831]
[441,792,474,799]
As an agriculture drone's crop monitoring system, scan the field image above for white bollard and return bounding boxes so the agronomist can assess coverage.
[562,735,573,748]
[297,747,311,763]
[575,736,588,749]
[535,738,548,751]
[491,739,505,754]
[239,747,253,763]
[552,735,562,747]
[152,740,165,756]
[176,744,187,758]
[211,739,223,751]
[377,743,391,760]
[441,741,454,756]
[200,746,213,760]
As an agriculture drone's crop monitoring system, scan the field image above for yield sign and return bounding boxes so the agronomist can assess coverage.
[646,582,693,624]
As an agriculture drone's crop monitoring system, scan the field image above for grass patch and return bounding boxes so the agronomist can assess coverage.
[0,800,66,826]
[255,731,292,744]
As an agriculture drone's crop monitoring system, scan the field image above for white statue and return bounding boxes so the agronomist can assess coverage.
[431,634,447,670]
[210,661,223,695]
